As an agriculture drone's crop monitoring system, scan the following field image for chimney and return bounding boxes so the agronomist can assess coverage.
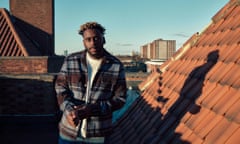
[10,0,55,56]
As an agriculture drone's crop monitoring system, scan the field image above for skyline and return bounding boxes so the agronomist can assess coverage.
[0,0,229,55]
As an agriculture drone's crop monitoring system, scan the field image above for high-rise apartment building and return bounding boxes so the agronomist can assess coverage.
[140,39,176,60]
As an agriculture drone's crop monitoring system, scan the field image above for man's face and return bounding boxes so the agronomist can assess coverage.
[83,29,104,59]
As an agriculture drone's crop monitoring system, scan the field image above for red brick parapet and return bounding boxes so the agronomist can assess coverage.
[0,56,64,74]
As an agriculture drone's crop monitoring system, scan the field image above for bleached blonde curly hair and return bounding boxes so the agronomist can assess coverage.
[78,22,106,35]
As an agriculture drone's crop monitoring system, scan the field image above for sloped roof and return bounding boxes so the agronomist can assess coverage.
[110,0,240,143]
[0,8,41,56]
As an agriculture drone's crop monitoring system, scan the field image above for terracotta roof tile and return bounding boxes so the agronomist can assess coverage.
[231,29,240,44]
[207,62,233,82]
[220,62,240,85]
[111,0,240,143]
[180,130,194,143]
[218,44,235,61]
[205,19,224,34]
[186,133,204,144]
[202,65,216,81]
[186,107,210,129]
[199,114,223,140]
[226,3,240,17]
[225,98,240,123]
[205,117,239,143]
[214,87,239,115]
[212,0,236,23]
[201,83,229,109]
[231,78,240,88]
[225,126,240,144]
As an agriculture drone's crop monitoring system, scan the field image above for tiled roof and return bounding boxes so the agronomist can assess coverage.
[110,0,240,143]
[0,8,41,56]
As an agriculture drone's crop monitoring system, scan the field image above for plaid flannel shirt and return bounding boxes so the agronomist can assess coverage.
[55,49,127,139]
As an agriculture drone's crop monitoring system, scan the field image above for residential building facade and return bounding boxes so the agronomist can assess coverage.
[140,39,176,60]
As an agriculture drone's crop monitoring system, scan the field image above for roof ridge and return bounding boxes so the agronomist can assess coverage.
[212,0,239,23]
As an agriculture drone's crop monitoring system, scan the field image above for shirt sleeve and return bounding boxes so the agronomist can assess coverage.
[55,58,75,111]
[109,63,127,111]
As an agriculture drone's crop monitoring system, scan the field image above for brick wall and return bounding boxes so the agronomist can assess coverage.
[0,56,64,74]
[10,0,54,34]
[0,74,58,115]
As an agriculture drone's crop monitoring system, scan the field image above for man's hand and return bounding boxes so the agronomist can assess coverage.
[74,104,92,120]
[64,104,92,127]
[65,109,79,127]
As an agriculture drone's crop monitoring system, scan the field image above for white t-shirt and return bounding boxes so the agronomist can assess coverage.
[81,52,104,140]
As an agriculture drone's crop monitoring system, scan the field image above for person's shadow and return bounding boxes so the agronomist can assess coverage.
[170,50,219,114]
[145,50,219,143]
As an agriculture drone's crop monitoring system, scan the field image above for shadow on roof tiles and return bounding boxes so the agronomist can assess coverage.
[110,50,220,143]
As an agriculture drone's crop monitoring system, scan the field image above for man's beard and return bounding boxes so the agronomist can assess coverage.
[86,47,103,59]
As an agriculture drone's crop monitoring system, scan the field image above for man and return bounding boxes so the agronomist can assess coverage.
[55,22,127,144]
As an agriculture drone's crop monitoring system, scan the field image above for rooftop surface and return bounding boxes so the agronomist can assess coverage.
[109,0,240,143]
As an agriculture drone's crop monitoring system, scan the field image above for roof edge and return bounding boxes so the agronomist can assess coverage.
[159,32,200,73]
[0,8,29,56]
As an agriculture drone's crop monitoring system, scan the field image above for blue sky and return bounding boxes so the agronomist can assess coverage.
[1,0,229,55]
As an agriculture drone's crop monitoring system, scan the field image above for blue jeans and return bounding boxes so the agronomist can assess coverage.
[58,137,80,144]
[58,136,108,144]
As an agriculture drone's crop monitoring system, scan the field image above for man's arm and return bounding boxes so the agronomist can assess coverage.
[109,64,127,111]
[55,59,75,111]
[55,59,83,126]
